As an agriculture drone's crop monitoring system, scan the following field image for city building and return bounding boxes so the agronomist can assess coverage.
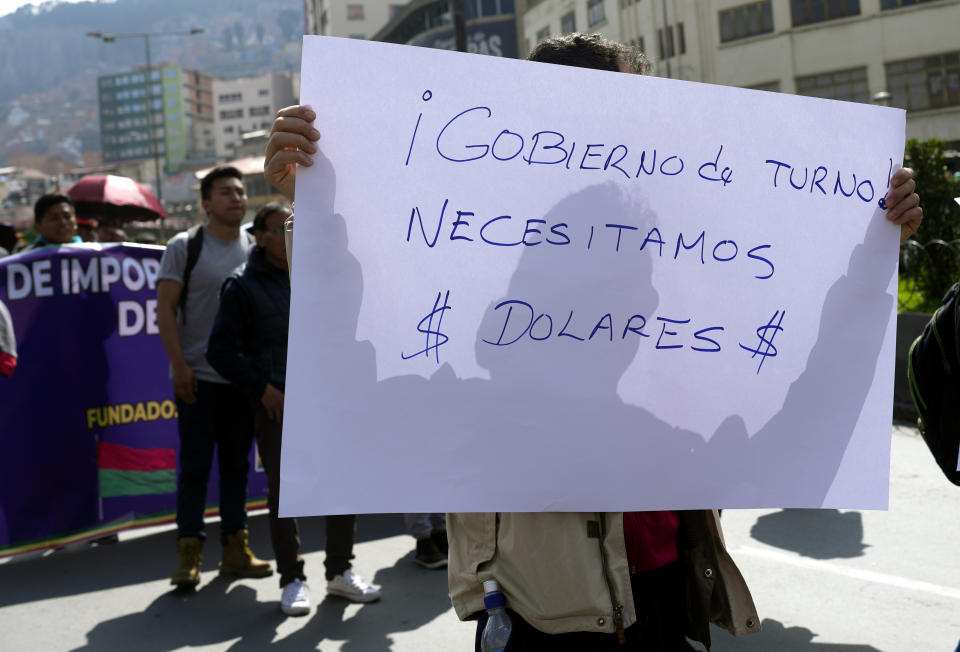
[212,71,297,159]
[305,0,407,39]
[373,0,526,58]
[521,0,960,147]
[97,65,215,175]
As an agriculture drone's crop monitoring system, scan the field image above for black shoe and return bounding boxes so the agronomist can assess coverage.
[414,538,447,569]
[431,529,448,555]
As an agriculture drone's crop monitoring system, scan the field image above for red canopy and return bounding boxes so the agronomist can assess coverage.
[67,175,167,223]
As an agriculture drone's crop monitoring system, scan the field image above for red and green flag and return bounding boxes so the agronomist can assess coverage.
[97,441,176,497]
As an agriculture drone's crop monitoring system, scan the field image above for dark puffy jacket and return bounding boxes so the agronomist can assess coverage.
[206,246,290,405]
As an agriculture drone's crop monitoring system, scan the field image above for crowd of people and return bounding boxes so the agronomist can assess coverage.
[153,165,448,614]
[1,33,926,651]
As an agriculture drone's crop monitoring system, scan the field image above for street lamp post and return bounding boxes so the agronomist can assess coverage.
[87,29,204,217]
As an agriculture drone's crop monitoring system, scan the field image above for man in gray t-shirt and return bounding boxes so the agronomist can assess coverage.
[158,227,250,383]
[157,166,272,589]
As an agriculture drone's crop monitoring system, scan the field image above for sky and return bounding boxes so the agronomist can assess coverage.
[0,0,96,19]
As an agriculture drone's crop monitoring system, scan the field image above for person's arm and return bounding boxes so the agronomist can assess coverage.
[206,279,281,420]
[156,279,198,404]
[264,105,319,201]
[884,167,922,242]
[265,105,320,273]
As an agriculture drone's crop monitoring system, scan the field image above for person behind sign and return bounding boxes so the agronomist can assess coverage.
[20,194,82,251]
[157,166,272,589]
[262,33,923,652]
[76,216,98,243]
[0,299,16,378]
[206,202,381,614]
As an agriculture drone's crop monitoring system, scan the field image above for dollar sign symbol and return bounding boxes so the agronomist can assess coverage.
[739,310,785,374]
[401,291,452,363]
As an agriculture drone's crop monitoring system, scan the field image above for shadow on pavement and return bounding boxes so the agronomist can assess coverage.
[0,513,407,607]
[223,548,452,650]
[63,522,449,651]
[711,620,881,651]
[749,510,867,559]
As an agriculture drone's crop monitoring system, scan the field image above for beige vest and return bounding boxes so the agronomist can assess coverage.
[448,511,760,646]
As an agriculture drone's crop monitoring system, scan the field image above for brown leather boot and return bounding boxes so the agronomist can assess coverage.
[170,537,203,588]
[219,530,273,578]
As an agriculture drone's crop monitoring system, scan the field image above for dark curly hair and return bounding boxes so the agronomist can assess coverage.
[527,32,651,75]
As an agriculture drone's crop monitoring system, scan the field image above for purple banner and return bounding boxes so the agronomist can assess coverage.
[0,244,267,556]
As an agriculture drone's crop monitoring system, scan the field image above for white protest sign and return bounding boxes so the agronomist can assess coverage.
[282,36,905,515]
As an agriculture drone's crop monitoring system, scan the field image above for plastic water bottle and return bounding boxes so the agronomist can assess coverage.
[480,579,512,652]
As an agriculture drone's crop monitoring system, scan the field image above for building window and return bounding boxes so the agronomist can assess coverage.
[220,109,243,119]
[390,4,405,18]
[658,23,686,59]
[258,89,269,96]
[561,11,576,33]
[719,1,773,43]
[887,52,960,111]
[347,4,364,20]
[791,0,860,27]
[349,34,365,39]
[167,98,179,108]
[165,69,178,78]
[536,26,550,43]
[796,67,868,103]
[224,126,235,133]
[881,0,937,7]
[587,0,605,26]
[218,93,242,103]
[249,106,271,117]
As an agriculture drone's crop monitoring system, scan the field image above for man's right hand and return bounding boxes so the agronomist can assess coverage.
[261,383,285,423]
[265,105,320,201]
[172,364,198,404]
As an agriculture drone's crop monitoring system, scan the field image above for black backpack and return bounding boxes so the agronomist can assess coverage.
[907,281,960,486]
[177,224,205,325]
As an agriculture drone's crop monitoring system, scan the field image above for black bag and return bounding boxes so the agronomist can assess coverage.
[177,224,204,325]
[907,281,960,485]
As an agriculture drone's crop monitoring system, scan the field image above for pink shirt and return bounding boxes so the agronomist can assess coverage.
[623,511,680,573]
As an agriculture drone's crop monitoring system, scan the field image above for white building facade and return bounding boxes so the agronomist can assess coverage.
[212,72,298,160]
[522,0,960,146]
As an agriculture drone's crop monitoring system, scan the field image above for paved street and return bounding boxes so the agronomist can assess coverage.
[1,423,958,651]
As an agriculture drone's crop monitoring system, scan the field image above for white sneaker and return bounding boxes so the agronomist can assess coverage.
[280,578,310,616]
[326,569,381,603]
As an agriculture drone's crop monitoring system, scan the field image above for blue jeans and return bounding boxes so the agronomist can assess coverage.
[175,380,254,543]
